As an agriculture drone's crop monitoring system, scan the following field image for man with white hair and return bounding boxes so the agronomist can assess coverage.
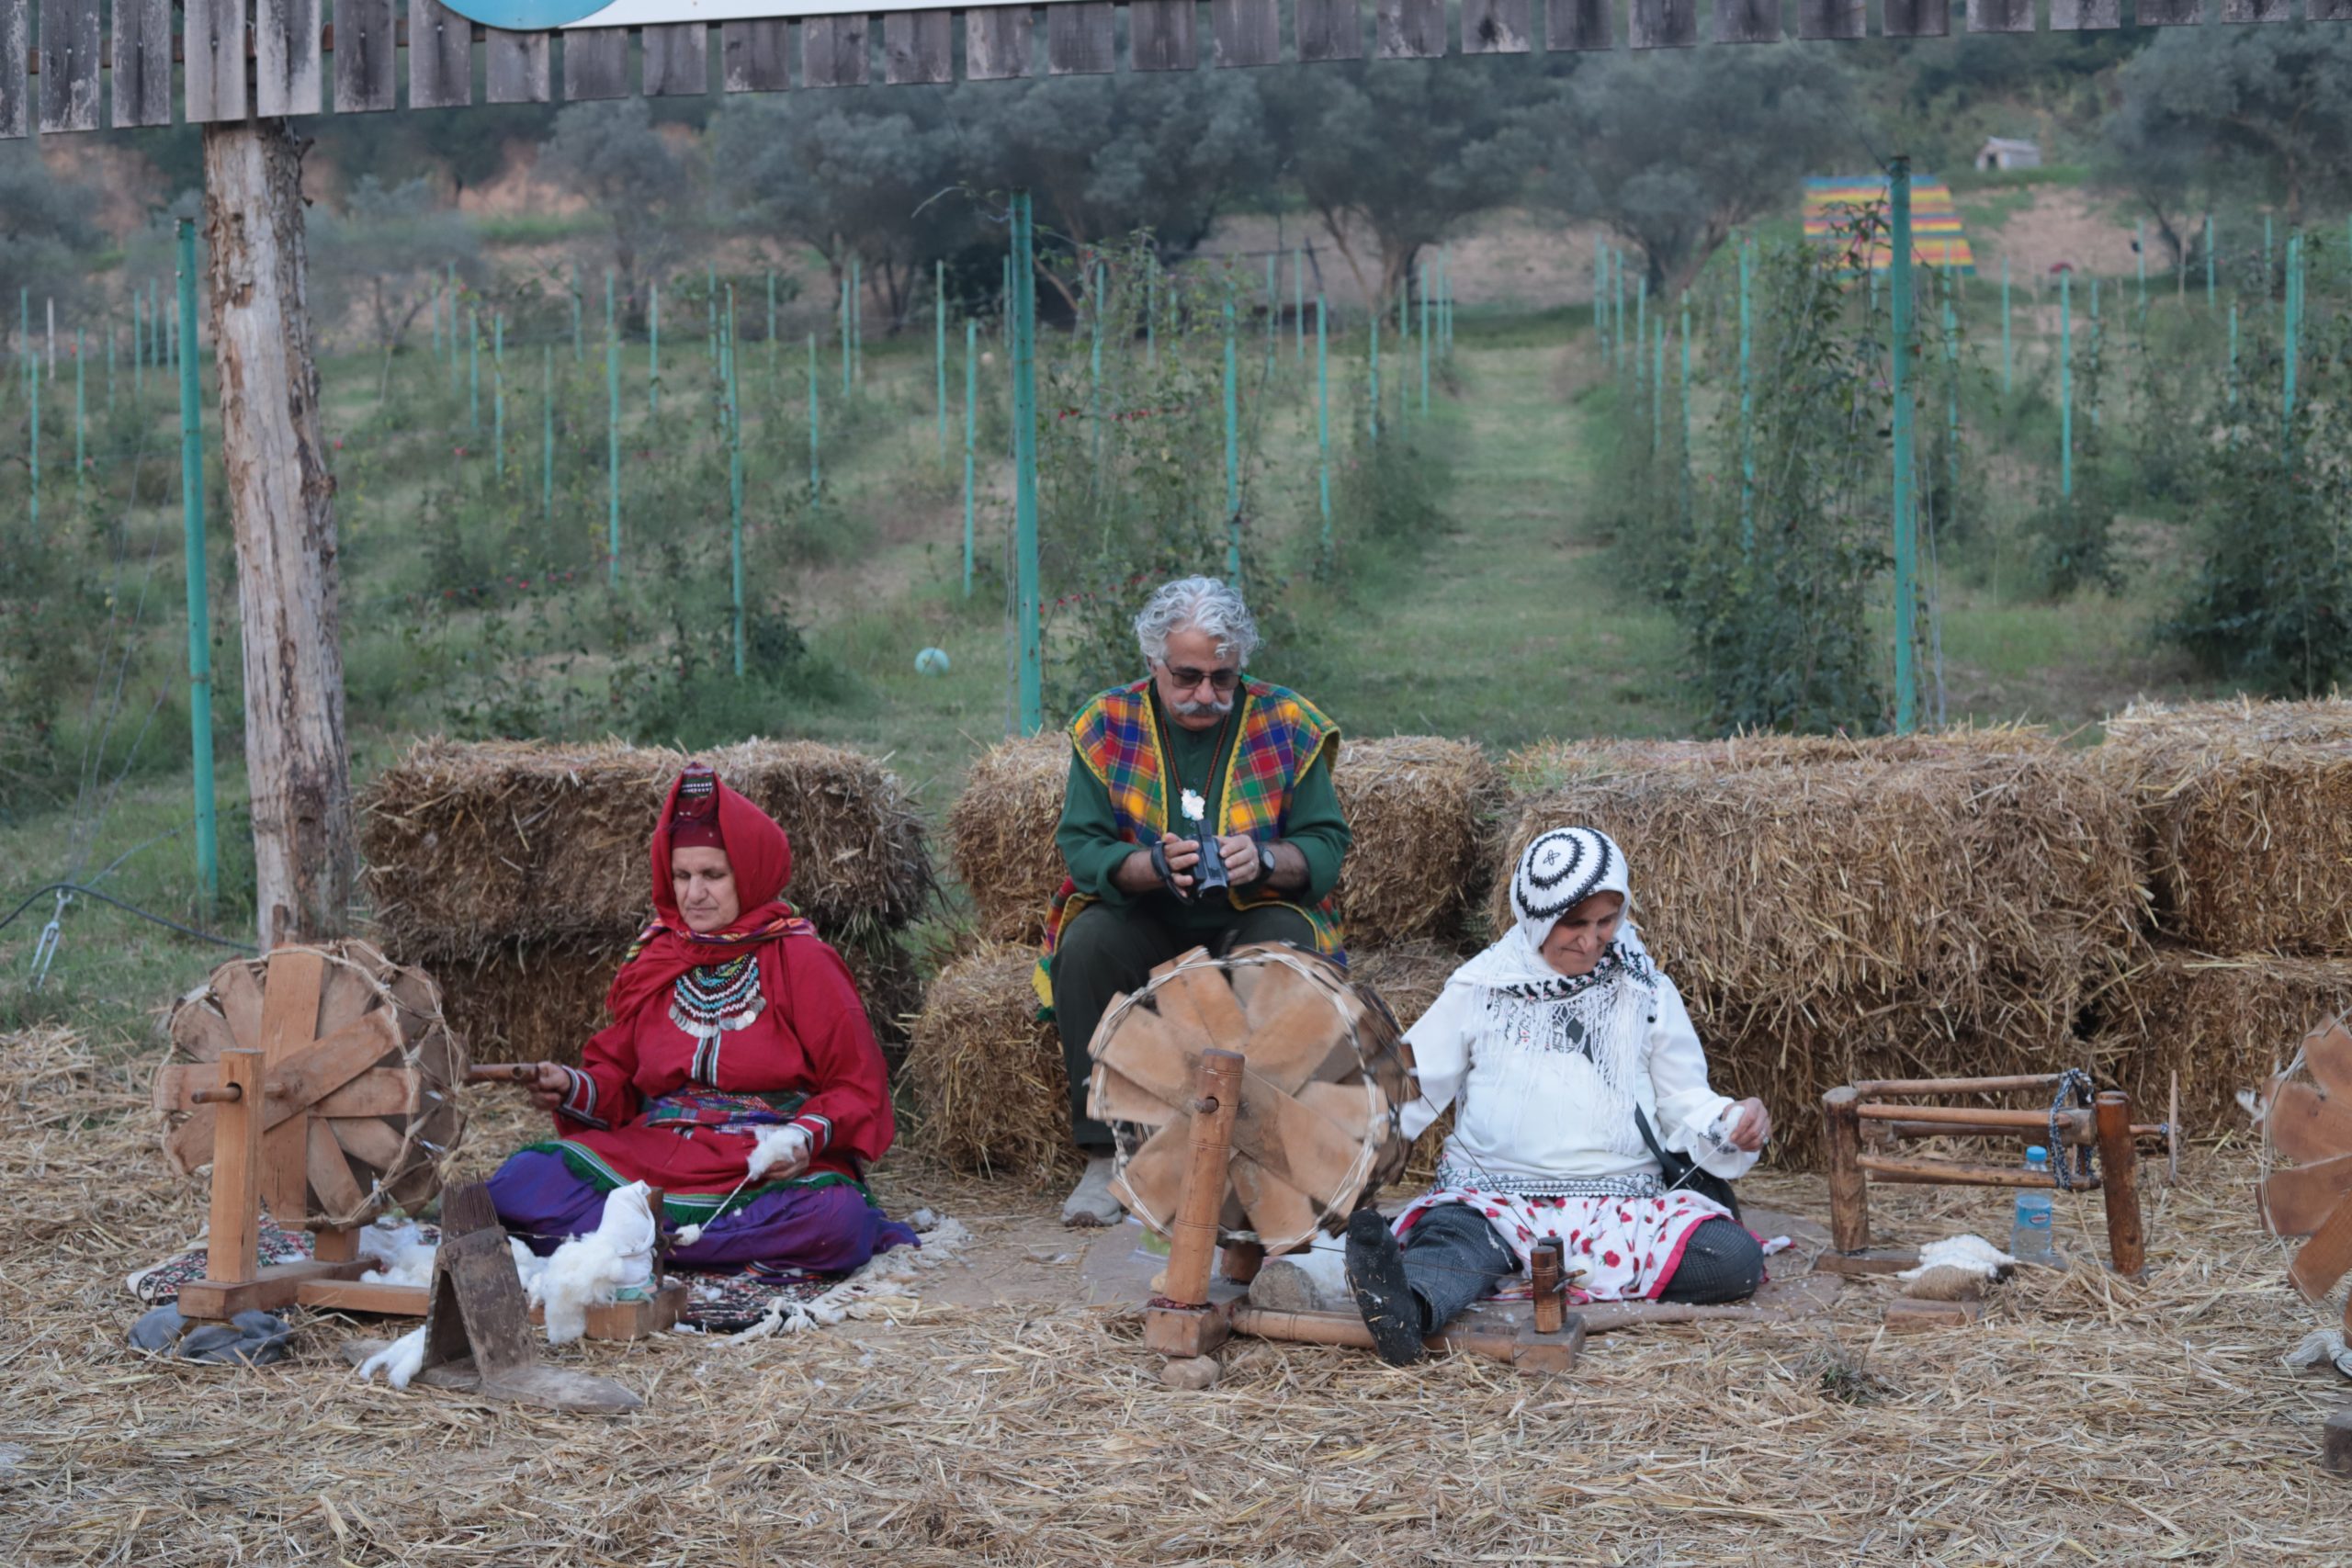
[1038,576,1353,1224]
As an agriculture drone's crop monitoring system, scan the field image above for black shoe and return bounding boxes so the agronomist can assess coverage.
[1344,1209,1426,1368]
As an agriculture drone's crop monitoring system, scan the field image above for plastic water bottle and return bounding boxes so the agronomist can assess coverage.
[2010,1145,2058,1264]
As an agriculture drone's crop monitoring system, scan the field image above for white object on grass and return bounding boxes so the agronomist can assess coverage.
[2285,1327,2352,1380]
[915,648,951,676]
[1895,1234,2017,1282]
[356,1325,427,1391]
[539,1181,658,1345]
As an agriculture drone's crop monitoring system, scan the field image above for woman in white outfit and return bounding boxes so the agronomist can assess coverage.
[1343,826,1772,1366]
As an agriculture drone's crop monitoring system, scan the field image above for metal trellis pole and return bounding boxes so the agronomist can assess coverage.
[1891,157,1918,738]
[176,220,219,905]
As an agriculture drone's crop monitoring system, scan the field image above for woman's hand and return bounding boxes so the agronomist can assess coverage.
[1724,1098,1771,1152]
[526,1062,571,1114]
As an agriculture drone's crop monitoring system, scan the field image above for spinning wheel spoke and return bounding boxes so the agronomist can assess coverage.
[330,1115,408,1171]
[2262,1152,2352,1237]
[214,963,267,1052]
[169,1005,240,1065]
[2290,1190,2352,1304]
[2267,1078,2352,1166]
[2304,1021,2352,1100]
[1231,1155,1321,1241]
[1091,1066,1181,1127]
[306,1118,371,1215]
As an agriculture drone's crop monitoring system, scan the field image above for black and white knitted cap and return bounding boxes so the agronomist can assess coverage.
[1510,826,1632,949]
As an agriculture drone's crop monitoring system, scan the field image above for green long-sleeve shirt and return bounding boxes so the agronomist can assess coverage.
[1054,689,1351,935]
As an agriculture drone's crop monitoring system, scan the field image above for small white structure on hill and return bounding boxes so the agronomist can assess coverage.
[1976,138,2042,173]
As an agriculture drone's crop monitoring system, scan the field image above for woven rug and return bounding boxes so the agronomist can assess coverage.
[129,1216,864,1334]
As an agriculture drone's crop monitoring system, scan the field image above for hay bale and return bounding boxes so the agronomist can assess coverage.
[902,942,1078,1181]
[947,736,1070,947]
[1334,738,1510,948]
[1491,729,2143,1034]
[426,930,920,1069]
[2101,698,2352,955]
[2092,944,2352,1139]
[945,733,1508,951]
[359,738,933,955]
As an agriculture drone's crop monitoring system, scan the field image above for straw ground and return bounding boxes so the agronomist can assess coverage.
[6,1021,2348,1565]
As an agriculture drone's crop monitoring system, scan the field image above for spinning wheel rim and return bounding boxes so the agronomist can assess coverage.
[2256,1012,2352,1330]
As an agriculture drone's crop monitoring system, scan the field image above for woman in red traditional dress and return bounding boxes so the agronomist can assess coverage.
[485,762,917,1272]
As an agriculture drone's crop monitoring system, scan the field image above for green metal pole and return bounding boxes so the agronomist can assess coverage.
[446,264,457,388]
[2089,278,2100,431]
[707,264,718,365]
[73,328,84,489]
[1634,273,1646,395]
[2284,233,2301,437]
[133,290,144,397]
[1091,259,1104,479]
[2136,220,2146,310]
[2059,270,2073,500]
[650,281,661,416]
[1317,295,1331,554]
[1944,285,1961,545]
[852,256,863,385]
[1594,248,1605,355]
[728,291,745,680]
[1146,253,1158,367]
[842,269,853,396]
[1223,299,1241,584]
[1265,252,1277,382]
[468,306,481,434]
[1369,313,1381,446]
[766,270,777,383]
[492,313,505,479]
[541,345,554,523]
[431,282,441,357]
[2264,216,2274,300]
[175,220,218,906]
[2001,256,2012,395]
[1679,297,1692,533]
[26,317,36,528]
[571,261,582,362]
[963,317,976,598]
[1737,241,1754,553]
[1012,191,1044,736]
[1419,269,1431,415]
[1891,157,1917,738]
[936,260,948,461]
[606,272,621,585]
[106,316,114,413]
[1612,249,1625,368]
[808,333,821,498]
[1650,310,1663,452]
[1295,248,1305,361]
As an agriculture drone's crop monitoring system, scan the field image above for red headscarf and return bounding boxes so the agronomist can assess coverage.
[603,766,815,1024]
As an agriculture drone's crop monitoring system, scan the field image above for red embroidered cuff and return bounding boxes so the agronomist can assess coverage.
[560,1067,609,1130]
[789,1113,831,1156]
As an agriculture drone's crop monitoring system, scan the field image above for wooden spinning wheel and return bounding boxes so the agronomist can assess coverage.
[1088,943,1412,1255]
[155,941,466,1320]
[2257,1016,2352,1329]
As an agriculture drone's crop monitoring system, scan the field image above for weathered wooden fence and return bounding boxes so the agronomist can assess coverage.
[6,0,2349,141]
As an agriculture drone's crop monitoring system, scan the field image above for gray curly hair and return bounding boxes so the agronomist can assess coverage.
[1133,576,1261,669]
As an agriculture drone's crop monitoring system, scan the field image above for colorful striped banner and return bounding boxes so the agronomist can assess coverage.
[1804,175,1976,276]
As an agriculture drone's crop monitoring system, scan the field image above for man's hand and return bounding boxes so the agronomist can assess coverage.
[1219,833,1265,887]
[1724,1098,1771,1152]
[526,1062,571,1114]
[1115,840,1200,897]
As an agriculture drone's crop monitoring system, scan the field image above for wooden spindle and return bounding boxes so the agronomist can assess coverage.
[1162,1049,1244,1308]
[2094,1090,2144,1275]
[1531,1237,1566,1335]
[203,1048,266,1292]
[1823,1087,1869,1252]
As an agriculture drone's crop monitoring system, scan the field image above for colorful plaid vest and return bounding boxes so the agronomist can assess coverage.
[1035,678,1343,1010]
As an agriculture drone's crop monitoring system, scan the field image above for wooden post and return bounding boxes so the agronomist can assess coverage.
[203,1048,265,1290]
[1162,1048,1244,1308]
[2093,1090,2144,1275]
[201,121,355,950]
[1823,1087,1869,1252]
[2325,1402,2352,1479]
[1531,1237,1566,1335]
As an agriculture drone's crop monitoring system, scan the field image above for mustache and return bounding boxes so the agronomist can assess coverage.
[1172,694,1234,718]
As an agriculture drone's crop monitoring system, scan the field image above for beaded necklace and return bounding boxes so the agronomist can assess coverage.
[670,952,766,1043]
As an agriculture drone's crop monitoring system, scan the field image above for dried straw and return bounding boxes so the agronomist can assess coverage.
[1495,728,2144,1043]
[946,733,1510,952]
[901,942,1080,1182]
[2093,943,2352,1137]
[946,736,1069,947]
[425,929,922,1068]
[2102,696,2352,955]
[10,1019,2344,1565]
[1333,736,1510,948]
[359,737,934,954]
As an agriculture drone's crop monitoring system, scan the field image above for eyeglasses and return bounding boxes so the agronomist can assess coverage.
[1162,664,1241,694]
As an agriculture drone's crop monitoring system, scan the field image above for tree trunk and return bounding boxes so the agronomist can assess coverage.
[202,119,355,950]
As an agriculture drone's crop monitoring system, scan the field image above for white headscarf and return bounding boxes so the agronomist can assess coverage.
[1434,828,1659,1154]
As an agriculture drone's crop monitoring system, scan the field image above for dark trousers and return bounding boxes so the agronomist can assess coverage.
[1401,1203,1766,1331]
[1051,898,1318,1150]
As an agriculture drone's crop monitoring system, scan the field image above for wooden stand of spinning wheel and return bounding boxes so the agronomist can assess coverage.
[1140,1050,1587,1377]
[2254,1019,2352,1478]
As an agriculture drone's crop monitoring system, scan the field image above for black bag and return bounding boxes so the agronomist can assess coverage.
[1634,1106,1742,1223]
